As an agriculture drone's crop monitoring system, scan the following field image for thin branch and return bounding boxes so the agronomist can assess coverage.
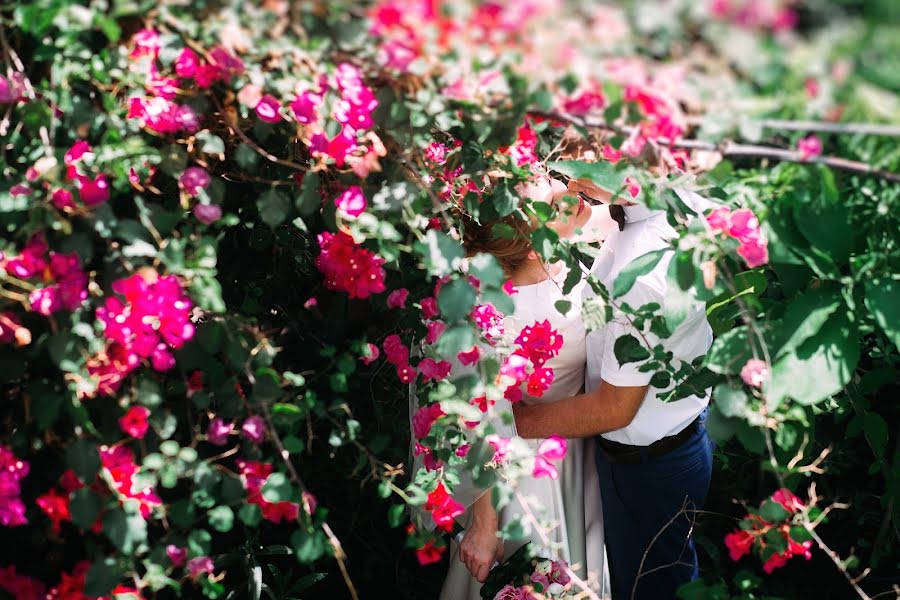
[531,110,900,183]
[758,119,900,137]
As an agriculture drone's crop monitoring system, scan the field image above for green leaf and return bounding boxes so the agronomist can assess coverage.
[792,187,853,264]
[547,160,627,194]
[705,326,762,375]
[67,439,101,482]
[437,279,477,322]
[436,324,476,358]
[554,300,572,316]
[196,130,225,155]
[84,558,122,597]
[417,230,465,277]
[769,313,859,406]
[257,189,291,227]
[759,499,791,523]
[208,506,235,532]
[70,488,103,529]
[775,285,842,359]
[103,507,148,554]
[291,529,328,563]
[713,383,749,418]
[468,253,504,288]
[863,412,889,457]
[613,334,650,365]
[613,249,666,297]
[239,504,263,527]
[492,179,518,217]
[188,529,212,556]
[296,172,321,216]
[531,226,559,261]
[864,277,900,352]
[261,472,294,503]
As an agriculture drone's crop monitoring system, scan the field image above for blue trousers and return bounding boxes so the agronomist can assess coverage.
[595,413,713,600]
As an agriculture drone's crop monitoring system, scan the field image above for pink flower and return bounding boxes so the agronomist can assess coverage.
[415,540,445,566]
[175,48,199,78]
[127,96,198,134]
[334,186,367,218]
[255,95,282,123]
[206,418,233,445]
[424,482,464,532]
[237,84,263,108]
[99,445,161,518]
[386,288,409,309]
[241,415,266,444]
[514,320,563,367]
[383,334,409,366]
[737,237,769,268]
[740,359,769,388]
[51,188,76,210]
[360,342,380,365]
[501,122,539,166]
[532,436,567,479]
[315,231,386,299]
[29,287,61,316]
[419,357,451,382]
[486,435,512,463]
[494,584,532,600]
[193,203,223,224]
[290,90,322,124]
[457,346,481,366]
[472,303,505,342]
[798,135,822,161]
[308,128,358,167]
[166,545,187,567]
[36,488,71,533]
[420,297,439,319]
[425,142,449,164]
[762,551,789,574]
[302,490,318,515]
[502,280,518,296]
[64,140,92,165]
[499,353,530,386]
[728,209,760,242]
[75,174,110,206]
[425,320,445,345]
[119,405,151,439]
[187,556,214,579]
[623,176,641,199]
[526,367,555,397]
[725,529,754,561]
[412,403,445,439]
[179,167,211,197]
[563,88,607,116]
[0,445,29,527]
[601,144,623,163]
[772,488,806,513]
[705,206,732,232]
[129,29,160,60]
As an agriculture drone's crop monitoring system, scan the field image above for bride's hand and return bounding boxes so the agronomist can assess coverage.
[458,517,503,583]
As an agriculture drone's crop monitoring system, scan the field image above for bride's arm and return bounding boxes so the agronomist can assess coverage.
[458,491,503,582]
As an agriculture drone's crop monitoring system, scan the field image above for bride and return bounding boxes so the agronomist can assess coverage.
[412,176,614,599]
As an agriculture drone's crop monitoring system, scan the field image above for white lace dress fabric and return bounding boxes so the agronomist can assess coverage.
[436,267,609,599]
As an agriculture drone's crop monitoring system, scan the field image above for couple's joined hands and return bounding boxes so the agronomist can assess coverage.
[458,514,503,583]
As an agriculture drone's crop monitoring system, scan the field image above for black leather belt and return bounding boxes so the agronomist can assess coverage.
[596,416,701,465]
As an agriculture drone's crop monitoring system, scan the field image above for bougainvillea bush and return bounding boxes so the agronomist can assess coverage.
[0,0,897,598]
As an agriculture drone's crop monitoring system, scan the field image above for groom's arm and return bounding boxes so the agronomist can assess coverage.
[512,379,648,439]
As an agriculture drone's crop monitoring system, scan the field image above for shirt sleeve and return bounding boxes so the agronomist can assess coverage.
[597,281,664,387]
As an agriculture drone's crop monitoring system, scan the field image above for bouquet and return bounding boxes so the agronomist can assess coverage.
[478,542,576,600]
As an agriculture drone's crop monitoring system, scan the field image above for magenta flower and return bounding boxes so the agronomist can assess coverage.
[179,167,211,197]
[424,142,448,164]
[166,545,187,567]
[308,128,358,167]
[290,90,322,124]
[457,346,481,366]
[51,188,76,211]
[532,435,567,479]
[187,556,214,579]
[425,320,445,344]
[386,288,409,309]
[0,444,29,527]
[75,174,110,206]
[798,135,822,161]
[64,140,92,165]
[382,334,409,366]
[129,28,160,60]
[412,403,445,439]
[193,203,223,225]
[241,416,266,444]
[119,405,151,439]
[360,342,380,365]
[175,48,199,78]
[418,357,451,382]
[255,95,282,123]
[334,186,367,218]
[206,418,234,446]
[315,231,386,299]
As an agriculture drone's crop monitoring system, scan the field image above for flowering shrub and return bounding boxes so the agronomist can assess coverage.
[0,1,897,599]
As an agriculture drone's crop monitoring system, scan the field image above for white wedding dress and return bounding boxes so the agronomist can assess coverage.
[436,266,610,599]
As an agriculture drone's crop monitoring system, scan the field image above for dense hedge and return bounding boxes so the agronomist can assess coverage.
[0,1,897,599]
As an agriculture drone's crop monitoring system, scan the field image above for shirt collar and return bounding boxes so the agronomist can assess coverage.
[622,203,665,224]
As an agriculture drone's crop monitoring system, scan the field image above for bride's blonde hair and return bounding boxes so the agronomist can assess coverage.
[458,212,536,278]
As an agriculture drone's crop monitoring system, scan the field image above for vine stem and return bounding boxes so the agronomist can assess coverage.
[257,398,360,600]
[531,110,900,183]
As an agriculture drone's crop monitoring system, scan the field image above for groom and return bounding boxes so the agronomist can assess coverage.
[513,178,714,600]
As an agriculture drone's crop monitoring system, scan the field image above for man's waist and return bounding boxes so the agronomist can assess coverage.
[596,413,705,464]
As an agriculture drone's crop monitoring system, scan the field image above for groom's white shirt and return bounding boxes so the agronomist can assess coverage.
[584,189,714,446]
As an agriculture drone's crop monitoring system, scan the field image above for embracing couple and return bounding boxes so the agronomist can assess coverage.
[436,175,715,600]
